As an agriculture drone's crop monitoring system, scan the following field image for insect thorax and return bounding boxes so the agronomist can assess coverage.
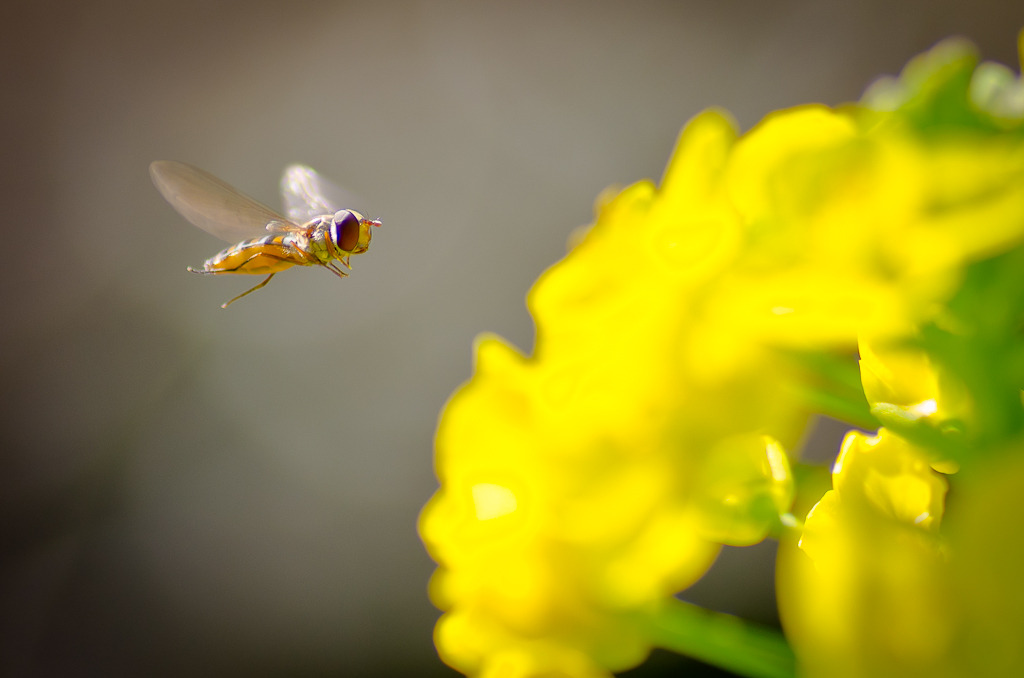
[306,218,334,263]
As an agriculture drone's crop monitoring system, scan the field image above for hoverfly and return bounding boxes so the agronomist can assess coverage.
[150,160,381,308]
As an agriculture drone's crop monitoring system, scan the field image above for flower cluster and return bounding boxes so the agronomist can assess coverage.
[421,33,1024,678]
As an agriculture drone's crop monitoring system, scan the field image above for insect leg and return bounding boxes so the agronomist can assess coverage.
[325,262,349,279]
[220,274,276,309]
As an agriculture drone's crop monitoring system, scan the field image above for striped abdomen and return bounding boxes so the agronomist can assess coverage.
[201,234,316,275]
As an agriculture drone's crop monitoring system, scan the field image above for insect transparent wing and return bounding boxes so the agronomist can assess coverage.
[150,161,296,243]
[281,164,362,223]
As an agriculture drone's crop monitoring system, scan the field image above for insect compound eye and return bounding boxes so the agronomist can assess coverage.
[332,210,361,252]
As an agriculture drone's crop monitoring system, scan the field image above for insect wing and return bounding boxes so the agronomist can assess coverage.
[150,161,297,243]
[281,164,362,223]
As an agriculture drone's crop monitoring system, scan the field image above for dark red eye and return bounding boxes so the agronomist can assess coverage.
[332,211,360,252]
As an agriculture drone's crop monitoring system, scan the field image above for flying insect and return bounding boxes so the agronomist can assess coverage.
[150,160,381,308]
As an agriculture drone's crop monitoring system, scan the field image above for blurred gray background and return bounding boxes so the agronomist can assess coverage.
[2,1,1022,676]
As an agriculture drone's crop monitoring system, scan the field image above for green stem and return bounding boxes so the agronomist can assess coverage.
[793,383,876,431]
[782,349,878,430]
[639,599,796,678]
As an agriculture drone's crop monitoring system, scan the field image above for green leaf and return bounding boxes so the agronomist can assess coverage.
[861,37,1024,136]
[918,247,1024,460]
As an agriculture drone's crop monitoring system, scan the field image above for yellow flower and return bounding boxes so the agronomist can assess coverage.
[857,333,969,473]
[779,429,1024,677]
[715,105,1024,348]
[777,428,953,678]
[422,111,803,678]
[422,33,1024,677]
[945,444,1024,674]
[773,38,1024,672]
[420,335,723,677]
